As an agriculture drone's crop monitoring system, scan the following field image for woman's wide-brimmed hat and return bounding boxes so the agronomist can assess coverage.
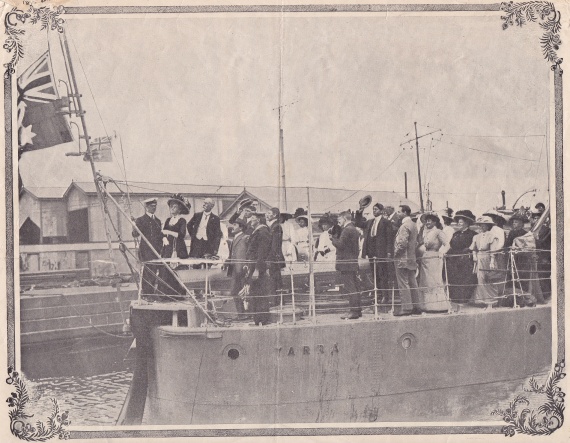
[294,207,308,219]
[359,195,372,209]
[238,198,254,210]
[475,215,495,225]
[482,209,507,225]
[453,209,476,224]
[420,211,440,224]
[441,207,454,223]
[167,193,190,215]
[318,214,335,229]
[509,213,528,224]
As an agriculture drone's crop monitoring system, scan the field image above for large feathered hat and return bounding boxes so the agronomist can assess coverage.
[167,193,191,215]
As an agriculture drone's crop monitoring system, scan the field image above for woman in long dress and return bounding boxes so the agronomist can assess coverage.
[446,210,477,303]
[469,216,502,308]
[157,194,190,295]
[315,215,336,263]
[417,213,450,313]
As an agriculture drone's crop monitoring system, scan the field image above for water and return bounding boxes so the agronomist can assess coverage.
[24,371,132,426]
[21,366,551,426]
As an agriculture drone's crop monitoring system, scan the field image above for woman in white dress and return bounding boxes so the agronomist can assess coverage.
[417,213,450,312]
[315,215,336,262]
[470,216,502,308]
[294,215,310,261]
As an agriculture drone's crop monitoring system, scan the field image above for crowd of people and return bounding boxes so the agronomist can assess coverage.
[132,193,551,324]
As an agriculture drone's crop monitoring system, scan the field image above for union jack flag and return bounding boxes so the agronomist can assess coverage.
[17,50,73,152]
[17,51,59,104]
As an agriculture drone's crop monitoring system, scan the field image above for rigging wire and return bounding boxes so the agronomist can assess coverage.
[67,29,127,182]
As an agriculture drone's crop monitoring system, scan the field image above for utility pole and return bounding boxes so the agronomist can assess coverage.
[404,172,408,199]
[414,122,424,212]
[400,125,439,212]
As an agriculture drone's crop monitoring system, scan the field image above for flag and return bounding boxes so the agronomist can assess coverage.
[17,51,73,153]
[86,135,113,162]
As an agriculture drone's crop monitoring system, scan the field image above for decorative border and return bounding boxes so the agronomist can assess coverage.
[3,1,566,439]
[6,367,70,441]
[492,360,565,436]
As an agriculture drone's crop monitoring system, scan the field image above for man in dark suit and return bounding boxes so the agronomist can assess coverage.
[226,219,249,318]
[244,212,273,325]
[132,198,163,296]
[187,198,223,258]
[355,202,394,305]
[331,210,362,319]
[265,207,285,305]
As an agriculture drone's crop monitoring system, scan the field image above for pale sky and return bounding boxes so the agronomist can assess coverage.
[18,12,550,214]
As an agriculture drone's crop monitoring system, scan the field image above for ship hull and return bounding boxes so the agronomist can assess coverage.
[141,305,551,424]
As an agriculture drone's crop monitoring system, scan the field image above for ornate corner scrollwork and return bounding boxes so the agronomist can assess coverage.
[500,1,563,73]
[3,1,65,78]
[6,367,70,441]
[491,360,565,436]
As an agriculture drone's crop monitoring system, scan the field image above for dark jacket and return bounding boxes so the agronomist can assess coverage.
[187,211,223,255]
[227,233,249,277]
[161,217,188,259]
[268,220,285,268]
[134,213,163,261]
[506,228,527,249]
[354,211,394,259]
[331,222,360,272]
[246,224,272,279]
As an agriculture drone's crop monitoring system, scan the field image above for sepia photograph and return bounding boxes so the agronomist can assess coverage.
[1,0,567,440]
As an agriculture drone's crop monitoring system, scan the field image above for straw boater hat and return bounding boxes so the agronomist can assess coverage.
[359,195,372,209]
[167,193,190,215]
[453,210,476,224]
[475,215,495,226]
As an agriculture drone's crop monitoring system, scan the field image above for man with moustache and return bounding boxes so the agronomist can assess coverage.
[355,202,394,305]
[187,197,223,258]
[132,198,163,296]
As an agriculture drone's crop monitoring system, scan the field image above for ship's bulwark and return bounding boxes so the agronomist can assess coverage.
[141,306,550,424]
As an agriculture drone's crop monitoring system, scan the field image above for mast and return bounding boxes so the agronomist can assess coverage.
[277,9,287,212]
[60,30,116,262]
[306,187,316,322]
[414,122,425,212]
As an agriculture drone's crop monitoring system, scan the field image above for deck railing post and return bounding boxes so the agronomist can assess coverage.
[373,258,378,319]
[289,264,296,325]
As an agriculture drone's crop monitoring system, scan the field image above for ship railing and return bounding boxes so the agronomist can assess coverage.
[134,246,550,327]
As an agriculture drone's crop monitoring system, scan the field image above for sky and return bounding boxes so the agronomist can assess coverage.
[17,12,550,214]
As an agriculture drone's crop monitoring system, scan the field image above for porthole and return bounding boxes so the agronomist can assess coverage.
[527,320,541,335]
[222,344,245,359]
[227,348,240,359]
[398,333,416,350]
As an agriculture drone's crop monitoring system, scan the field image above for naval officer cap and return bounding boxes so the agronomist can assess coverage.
[143,197,158,205]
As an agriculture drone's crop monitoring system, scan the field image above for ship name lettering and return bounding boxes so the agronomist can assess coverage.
[279,344,338,355]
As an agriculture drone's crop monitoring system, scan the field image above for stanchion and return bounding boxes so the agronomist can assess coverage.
[442,254,453,314]
[373,258,379,320]
[289,264,296,325]
[510,250,519,309]
[389,284,395,315]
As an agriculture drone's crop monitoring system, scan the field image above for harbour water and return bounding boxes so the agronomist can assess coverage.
[20,335,552,426]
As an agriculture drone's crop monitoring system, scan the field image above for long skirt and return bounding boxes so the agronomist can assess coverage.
[471,252,501,306]
[446,252,477,303]
[418,250,450,312]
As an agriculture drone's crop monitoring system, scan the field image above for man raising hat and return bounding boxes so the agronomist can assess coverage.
[132,198,163,296]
